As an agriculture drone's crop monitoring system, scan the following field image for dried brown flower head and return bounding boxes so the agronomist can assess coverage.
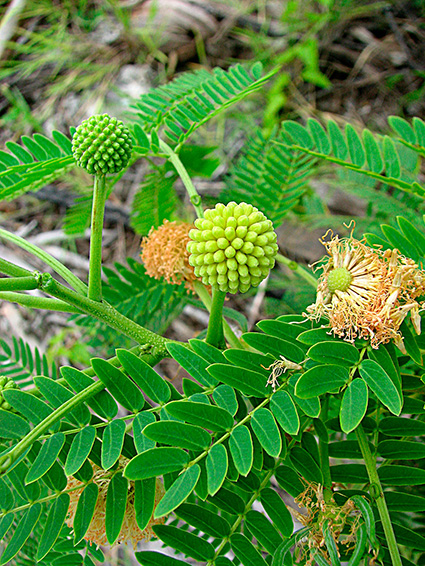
[306,231,425,350]
[141,220,198,291]
[65,459,165,547]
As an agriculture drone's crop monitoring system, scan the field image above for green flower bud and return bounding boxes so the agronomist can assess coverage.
[188,202,278,294]
[0,376,18,412]
[72,114,133,175]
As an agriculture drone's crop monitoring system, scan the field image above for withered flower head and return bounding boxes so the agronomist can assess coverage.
[306,230,425,350]
[66,459,165,547]
[141,220,198,292]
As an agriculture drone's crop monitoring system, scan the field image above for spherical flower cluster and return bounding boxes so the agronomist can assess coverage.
[66,459,165,547]
[306,231,425,350]
[72,114,133,175]
[0,376,18,411]
[141,221,197,292]
[187,202,278,294]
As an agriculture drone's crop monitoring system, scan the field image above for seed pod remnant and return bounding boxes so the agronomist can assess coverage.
[72,114,133,175]
[187,202,278,294]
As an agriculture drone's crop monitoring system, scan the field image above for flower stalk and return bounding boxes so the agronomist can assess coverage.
[205,287,226,349]
[88,174,107,301]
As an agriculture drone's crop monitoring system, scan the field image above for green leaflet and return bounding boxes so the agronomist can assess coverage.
[134,478,156,531]
[261,488,293,537]
[0,408,30,439]
[135,551,187,566]
[25,432,65,484]
[295,365,349,399]
[34,375,91,426]
[91,358,145,412]
[378,440,425,460]
[143,420,211,451]
[379,416,425,436]
[105,473,128,545]
[2,389,56,428]
[275,464,304,497]
[208,363,269,397]
[166,343,218,387]
[206,444,228,496]
[65,426,96,476]
[270,390,300,435]
[359,360,402,415]
[154,524,215,561]
[229,425,253,476]
[116,349,171,404]
[73,483,99,544]
[209,486,245,514]
[176,503,231,539]
[245,510,282,553]
[251,408,282,458]
[0,503,42,565]
[154,465,200,518]
[37,493,70,560]
[165,400,233,431]
[101,419,126,470]
[290,446,323,484]
[124,447,189,480]
[133,412,156,453]
[307,341,360,367]
[339,379,368,434]
[242,332,305,364]
[213,384,238,416]
[231,533,268,566]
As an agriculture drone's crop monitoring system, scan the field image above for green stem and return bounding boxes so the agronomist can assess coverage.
[205,287,226,349]
[356,424,402,566]
[0,291,80,313]
[275,253,317,289]
[193,281,244,350]
[39,274,171,354]
[0,276,38,292]
[159,140,204,219]
[88,174,107,301]
[0,258,32,278]
[0,228,87,295]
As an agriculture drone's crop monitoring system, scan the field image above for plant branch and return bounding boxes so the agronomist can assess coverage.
[88,174,107,301]
[356,424,402,566]
[0,291,81,313]
[0,258,32,278]
[0,276,38,292]
[275,252,317,289]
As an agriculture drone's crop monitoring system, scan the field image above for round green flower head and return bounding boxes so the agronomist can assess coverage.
[72,114,133,175]
[0,376,18,412]
[187,202,278,294]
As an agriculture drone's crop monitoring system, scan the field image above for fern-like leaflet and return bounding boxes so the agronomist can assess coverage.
[0,336,57,383]
[221,127,315,226]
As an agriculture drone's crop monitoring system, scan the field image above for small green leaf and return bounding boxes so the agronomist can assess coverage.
[261,488,293,537]
[245,510,282,553]
[143,421,211,451]
[350,495,377,548]
[323,520,341,566]
[378,440,425,460]
[297,328,340,345]
[0,503,42,565]
[209,486,245,514]
[340,379,368,434]
[208,363,268,397]
[106,473,128,545]
[154,524,215,561]
[229,426,253,476]
[34,376,90,426]
[124,448,189,480]
[380,416,425,436]
[135,551,187,566]
[73,483,99,544]
[242,333,305,363]
[291,446,323,484]
[65,426,96,476]
[2,389,54,427]
[102,419,126,470]
[345,124,366,167]
[166,343,218,387]
[331,464,368,484]
[176,503,230,538]
[165,400,233,431]
[359,360,402,415]
[206,444,228,495]
[307,118,331,154]
[26,432,65,484]
[307,342,359,366]
[155,465,200,518]
[383,136,401,179]
[270,390,300,435]
[91,358,145,412]
[37,493,70,560]
[295,365,349,398]
[388,116,417,144]
[231,533,268,566]
[133,412,156,453]
[251,408,282,457]
[223,349,271,376]
[213,384,238,416]
[189,338,227,364]
[385,491,425,512]
[328,120,348,160]
[0,409,30,439]
[283,121,314,150]
[363,129,383,173]
[134,478,156,531]
[117,349,171,404]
